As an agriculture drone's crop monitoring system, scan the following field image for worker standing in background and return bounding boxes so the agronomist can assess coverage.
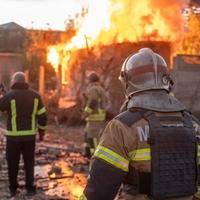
[81,48,200,200]
[82,72,108,158]
[0,72,47,197]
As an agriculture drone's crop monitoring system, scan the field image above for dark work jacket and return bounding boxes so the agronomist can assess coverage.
[0,82,47,141]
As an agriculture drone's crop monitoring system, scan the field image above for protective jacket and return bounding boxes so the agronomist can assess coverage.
[81,90,200,200]
[83,82,108,158]
[0,82,47,138]
[84,82,107,122]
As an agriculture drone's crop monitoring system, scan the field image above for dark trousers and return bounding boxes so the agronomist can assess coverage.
[84,136,98,159]
[6,138,35,191]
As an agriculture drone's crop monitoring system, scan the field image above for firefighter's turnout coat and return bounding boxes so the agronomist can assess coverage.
[0,82,47,138]
[83,82,108,155]
[0,82,47,192]
[81,90,200,200]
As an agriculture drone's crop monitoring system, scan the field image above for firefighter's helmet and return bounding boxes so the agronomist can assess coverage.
[11,71,26,86]
[87,72,100,83]
[119,48,173,96]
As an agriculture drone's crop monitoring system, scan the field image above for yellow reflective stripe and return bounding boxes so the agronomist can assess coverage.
[194,186,200,198]
[130,148,151,161]
[94,145,129,172]
[93,137,98,148]
[37,107,46,115]
[32,98,38,130]
[198,145,200,157]
[11,100,17,131]
[79,194,87,200]
[84,106,93,114]
[86,109,106,121]
[90,148,95,154]
[89,138,98,155]
[7,130,36,136]
[38,125,46,130]
[198,145,200,164]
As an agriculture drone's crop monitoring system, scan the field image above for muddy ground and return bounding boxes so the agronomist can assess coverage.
[0,124,89,200]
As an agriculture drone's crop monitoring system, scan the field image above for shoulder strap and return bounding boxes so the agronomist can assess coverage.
[182,110,194,128]
[115,108,147,127]
[184,110,200,126]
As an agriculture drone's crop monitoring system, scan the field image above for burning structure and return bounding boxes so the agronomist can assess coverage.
[0,0,199,119]
[46,0,192,116]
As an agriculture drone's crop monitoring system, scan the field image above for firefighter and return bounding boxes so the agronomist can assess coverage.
[80,48,200,200]
[82,72,108,158]
[0,72,47,197]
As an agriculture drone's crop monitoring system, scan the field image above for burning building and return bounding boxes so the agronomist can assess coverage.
[46,0,190,116]
[1,0,199,118]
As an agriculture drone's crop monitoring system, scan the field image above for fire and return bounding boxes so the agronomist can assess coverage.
[47,45,70,84]
[71,185,84,198]
[178,7,200,55]
[47,47,59,72]
[47,0,188,84]
[64,0,186,49]
[65,0,111,49]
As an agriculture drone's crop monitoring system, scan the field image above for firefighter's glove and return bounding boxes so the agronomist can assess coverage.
[38,129,45,141]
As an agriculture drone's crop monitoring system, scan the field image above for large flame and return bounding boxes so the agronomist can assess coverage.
[65,0,186,48]
[179,7,200,55]
[47,47,59,72]
[65,0,111,50]
[47,0,188,84]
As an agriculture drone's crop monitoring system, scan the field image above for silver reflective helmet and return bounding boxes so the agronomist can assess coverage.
[10,71,26,87]
[119,48,173,96]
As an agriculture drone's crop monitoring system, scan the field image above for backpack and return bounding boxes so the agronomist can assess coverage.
[116,108,198,199]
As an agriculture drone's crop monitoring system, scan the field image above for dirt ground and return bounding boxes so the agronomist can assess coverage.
[0,124,89,200]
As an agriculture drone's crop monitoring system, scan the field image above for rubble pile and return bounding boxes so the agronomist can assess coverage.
[0,125,88,200]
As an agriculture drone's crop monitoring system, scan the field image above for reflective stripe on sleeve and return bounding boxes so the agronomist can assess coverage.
[198,145,200,164]
[129,148,151,161]
[38,125,46,130]
[195,186,200,199]
[37,107,46,115]
[79,193,87,200]
[94,145,129,172]
[84,106,93,114]
[198,145,200,157]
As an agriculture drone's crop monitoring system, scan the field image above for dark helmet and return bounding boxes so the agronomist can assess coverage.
[119,48,173,96]
[87,72,100,83]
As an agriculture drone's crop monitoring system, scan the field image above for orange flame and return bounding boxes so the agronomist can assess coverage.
[47,0,188,84]
[178,7,200,55]
[64,0,186,48]
[47,47,59,72]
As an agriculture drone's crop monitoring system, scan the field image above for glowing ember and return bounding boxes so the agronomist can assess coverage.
[49,173,56,179]
[71,185,84,198]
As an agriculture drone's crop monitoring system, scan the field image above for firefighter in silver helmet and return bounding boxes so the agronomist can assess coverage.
[80,48,200,200]
[82,72,108,158]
